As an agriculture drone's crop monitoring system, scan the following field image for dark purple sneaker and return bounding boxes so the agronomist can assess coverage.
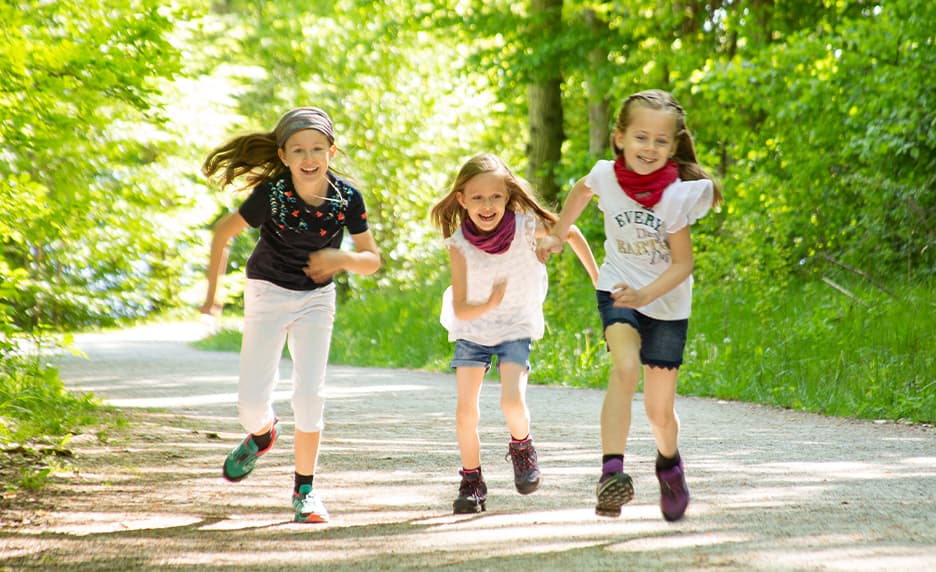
[453,469,487,514]
[656,460,689,521]
[506,438,541,495]
[595,472,634,517]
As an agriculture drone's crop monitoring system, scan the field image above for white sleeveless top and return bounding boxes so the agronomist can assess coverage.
[440,212,548,345]
[586,160,713,320]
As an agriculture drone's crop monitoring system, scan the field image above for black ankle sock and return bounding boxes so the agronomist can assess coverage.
[462,466,481,478]
[252,428,273,450]
[656,450,681,471]
[294,472,314,492]
[602,454,624,465]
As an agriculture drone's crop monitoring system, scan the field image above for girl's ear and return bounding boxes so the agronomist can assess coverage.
[612,130,626,152]
[329,144,337,159]
[278,148,287,165]
[455,191,466,209]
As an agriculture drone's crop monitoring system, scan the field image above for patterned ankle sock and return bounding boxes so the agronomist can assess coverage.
[510,434,530,443]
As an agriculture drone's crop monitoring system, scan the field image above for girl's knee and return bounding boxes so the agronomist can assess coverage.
[292,390,325,432]
[609,362,640,392]
[645,405,677,429]
[456,405,480,427]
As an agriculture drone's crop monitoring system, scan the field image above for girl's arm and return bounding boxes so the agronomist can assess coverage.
[201,212,250,316]
[448,244,506,321]
[536,176,594,262]
[304,229,381,283]
[565,225,600,287]
[611,225,694,308]
[534,217,599,287]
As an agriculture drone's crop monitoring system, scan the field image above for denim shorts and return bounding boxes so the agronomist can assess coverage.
[449,338,532,371]
[596,290,688,369]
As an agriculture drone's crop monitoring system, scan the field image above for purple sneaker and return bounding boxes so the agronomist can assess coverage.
[595,472,634,517]
[656,460,689,521]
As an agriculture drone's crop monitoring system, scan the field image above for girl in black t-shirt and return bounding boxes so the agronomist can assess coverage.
[201,107,380,523]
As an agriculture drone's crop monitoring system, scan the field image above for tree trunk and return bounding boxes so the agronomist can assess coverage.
[527,0,564,206]
[584,8,611,157]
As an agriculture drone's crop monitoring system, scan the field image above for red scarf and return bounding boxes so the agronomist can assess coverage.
[462,210,516,254]
[613,157,679,209]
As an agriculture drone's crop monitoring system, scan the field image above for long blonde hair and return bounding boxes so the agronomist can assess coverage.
[430,153,558,238]
[613,89,723,206]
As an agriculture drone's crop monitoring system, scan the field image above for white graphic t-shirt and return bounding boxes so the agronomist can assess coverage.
[586,160,713,320]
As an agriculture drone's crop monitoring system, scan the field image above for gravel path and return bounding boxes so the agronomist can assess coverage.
[1,321,934,571]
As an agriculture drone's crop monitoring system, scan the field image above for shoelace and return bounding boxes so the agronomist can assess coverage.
[506,446,537,471]
[459,477,482,497]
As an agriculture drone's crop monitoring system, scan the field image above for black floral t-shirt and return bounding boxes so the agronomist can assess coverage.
[238,173,369,291]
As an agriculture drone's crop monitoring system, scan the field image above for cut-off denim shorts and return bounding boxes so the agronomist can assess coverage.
[596,290,688,370]
[449,338,532,371]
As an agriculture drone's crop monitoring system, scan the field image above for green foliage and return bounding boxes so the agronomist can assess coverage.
[685,0,935,282]
[0,355,105,444]
[683,277,935,423]
[0,0,203,330]
[330,256,453,370]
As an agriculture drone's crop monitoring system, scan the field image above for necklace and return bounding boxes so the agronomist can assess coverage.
[300,177,348,209]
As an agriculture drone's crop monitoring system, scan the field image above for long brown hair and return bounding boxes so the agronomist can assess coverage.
[202,107,337,190]
[613,89,723,206]
[430,153,558,238]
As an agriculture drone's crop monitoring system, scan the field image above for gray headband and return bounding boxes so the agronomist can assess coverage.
[275,107,335,148]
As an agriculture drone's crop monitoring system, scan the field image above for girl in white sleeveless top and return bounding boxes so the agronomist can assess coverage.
[539,90,723,523]
[431,153,598,514]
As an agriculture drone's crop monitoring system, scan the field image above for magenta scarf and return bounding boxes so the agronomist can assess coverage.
[462,210,516,254]
[613,157,679,208]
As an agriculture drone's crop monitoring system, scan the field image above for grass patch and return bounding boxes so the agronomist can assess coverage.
[682,277,935,423]
[1,345,125,494]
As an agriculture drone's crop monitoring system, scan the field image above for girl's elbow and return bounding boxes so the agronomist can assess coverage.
[367,252,382,274]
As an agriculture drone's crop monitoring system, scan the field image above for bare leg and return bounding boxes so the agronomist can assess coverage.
[295,430,321,475]
[498,361,531,439]
[643,366,680,457]
[455,367,486,469]
[600,323,642,455]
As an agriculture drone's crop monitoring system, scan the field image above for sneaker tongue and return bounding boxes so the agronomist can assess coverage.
[298,484,313,494]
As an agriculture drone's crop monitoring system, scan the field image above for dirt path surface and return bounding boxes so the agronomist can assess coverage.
[1,322,934,571]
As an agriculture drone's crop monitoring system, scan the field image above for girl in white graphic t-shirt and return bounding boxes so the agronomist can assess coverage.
[538,90,723,522]
[431,153,598,514]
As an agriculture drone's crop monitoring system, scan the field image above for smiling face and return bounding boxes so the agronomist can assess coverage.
[613,105,678,175]
[278,129,336,188]
[457,171,509,234]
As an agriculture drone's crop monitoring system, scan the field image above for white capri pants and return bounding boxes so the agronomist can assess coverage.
[238,279,336,434]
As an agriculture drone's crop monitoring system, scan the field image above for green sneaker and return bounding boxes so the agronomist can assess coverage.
[222,418,280,482]
[293,484,330,523]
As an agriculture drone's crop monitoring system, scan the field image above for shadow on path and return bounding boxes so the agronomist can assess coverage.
[1,322,934,571]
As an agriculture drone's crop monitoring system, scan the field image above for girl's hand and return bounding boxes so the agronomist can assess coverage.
[536,235,563,263]
[305,248,347,282]
[610,283,648,308]
[488,279,508,308]
[200,301,222,317]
